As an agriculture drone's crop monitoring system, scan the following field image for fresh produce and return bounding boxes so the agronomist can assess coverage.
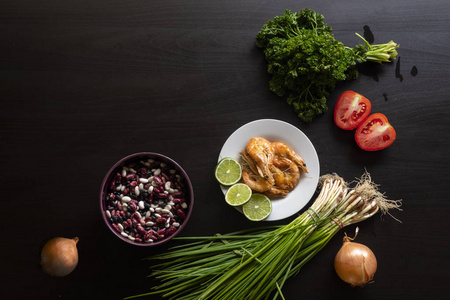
[40,237,79,277]
[256,9,399,122]
[225,183,252,206]
[240,137,307,197]
[242,193,272,221]
[334,91,372,130]
[215,157,242,186]
[355,113,397,151]
[334,227,377,286]
[126,172,401,299]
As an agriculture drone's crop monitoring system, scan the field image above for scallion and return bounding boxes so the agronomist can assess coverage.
[126,172,401,300]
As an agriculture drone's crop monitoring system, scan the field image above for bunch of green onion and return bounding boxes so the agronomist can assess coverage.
[127,172,401,300]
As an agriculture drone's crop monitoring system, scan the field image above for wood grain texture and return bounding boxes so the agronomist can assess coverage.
[1,0,449,299]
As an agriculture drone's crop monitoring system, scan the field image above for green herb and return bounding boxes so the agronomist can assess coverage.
[256,9,399,122]
[126,172,401,300]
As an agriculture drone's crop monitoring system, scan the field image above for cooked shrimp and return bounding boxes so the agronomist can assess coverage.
[241,168,272,193]
[246,137,275,185]
[264,186,290,197]
[271,157,300,191]
[271,142,308,173]
[240,150,272,192]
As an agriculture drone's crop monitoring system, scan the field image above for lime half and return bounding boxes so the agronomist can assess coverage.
[225,183,252,206]
[242,193,272,221]
[215,157,242,186]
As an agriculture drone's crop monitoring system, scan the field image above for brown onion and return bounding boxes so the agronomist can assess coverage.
[40,237,79,277]
[334,228,377,286]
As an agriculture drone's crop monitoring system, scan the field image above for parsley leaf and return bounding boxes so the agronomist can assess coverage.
[256,9,398,122]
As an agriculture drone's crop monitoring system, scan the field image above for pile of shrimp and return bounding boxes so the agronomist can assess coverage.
[240,137,308,197]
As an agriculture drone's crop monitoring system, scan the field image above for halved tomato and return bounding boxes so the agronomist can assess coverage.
[334,91,372,130]
[355,113,396,151]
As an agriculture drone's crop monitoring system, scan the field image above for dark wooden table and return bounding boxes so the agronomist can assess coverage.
[2,0,449,299]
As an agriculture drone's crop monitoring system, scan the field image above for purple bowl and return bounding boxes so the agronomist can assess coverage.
[100,152,194,246]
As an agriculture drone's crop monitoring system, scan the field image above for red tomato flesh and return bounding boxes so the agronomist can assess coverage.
[355,113,396,151]
[334,91,372,130]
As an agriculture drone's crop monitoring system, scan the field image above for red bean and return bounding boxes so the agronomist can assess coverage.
[130,181,138,188]
[126,173,136,180]
[177,209,186,219]
[112,223,121,233]
[166,227,177,236]
[156,217,167,224]
[153,175,163,186]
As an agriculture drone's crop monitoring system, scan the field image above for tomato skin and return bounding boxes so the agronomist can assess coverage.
[334,91,372,130]
[355,113,396,151]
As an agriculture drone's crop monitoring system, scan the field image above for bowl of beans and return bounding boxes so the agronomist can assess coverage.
[100,152,194,246]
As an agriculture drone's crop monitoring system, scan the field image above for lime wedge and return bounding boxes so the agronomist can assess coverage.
[215,157,242,186]
[242,193,272,221]
[225,183,252,206]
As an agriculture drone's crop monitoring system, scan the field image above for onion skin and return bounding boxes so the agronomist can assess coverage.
[334,234,377,287]
[40,237,79,277]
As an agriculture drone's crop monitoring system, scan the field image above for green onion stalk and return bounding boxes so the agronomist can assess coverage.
[355,33,399,64]
[126,172,401,300]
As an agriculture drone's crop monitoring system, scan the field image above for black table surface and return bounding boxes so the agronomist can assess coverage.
[2,0,449,299]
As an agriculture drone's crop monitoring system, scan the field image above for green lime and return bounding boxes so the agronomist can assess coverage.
[242,193,272,221]
[215,157,242,186]
[225,183,252,206]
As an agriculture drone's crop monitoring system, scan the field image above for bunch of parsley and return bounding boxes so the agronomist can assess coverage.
[256,9,398,122]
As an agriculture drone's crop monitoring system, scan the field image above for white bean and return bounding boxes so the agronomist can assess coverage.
[121,232,129,237]
[121,196,131,203]
[173,222,180,227]
[138,201,145,210]
[139,178,149,184]
[181,202,188,209]
[135,186,140,196]
[164,181,171,191]
[106,210,111,219]
[146,221,155,226]
[118,223,124,232]
[161,209,171,214]
[154,168,161,176]
[127,235,136,241]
